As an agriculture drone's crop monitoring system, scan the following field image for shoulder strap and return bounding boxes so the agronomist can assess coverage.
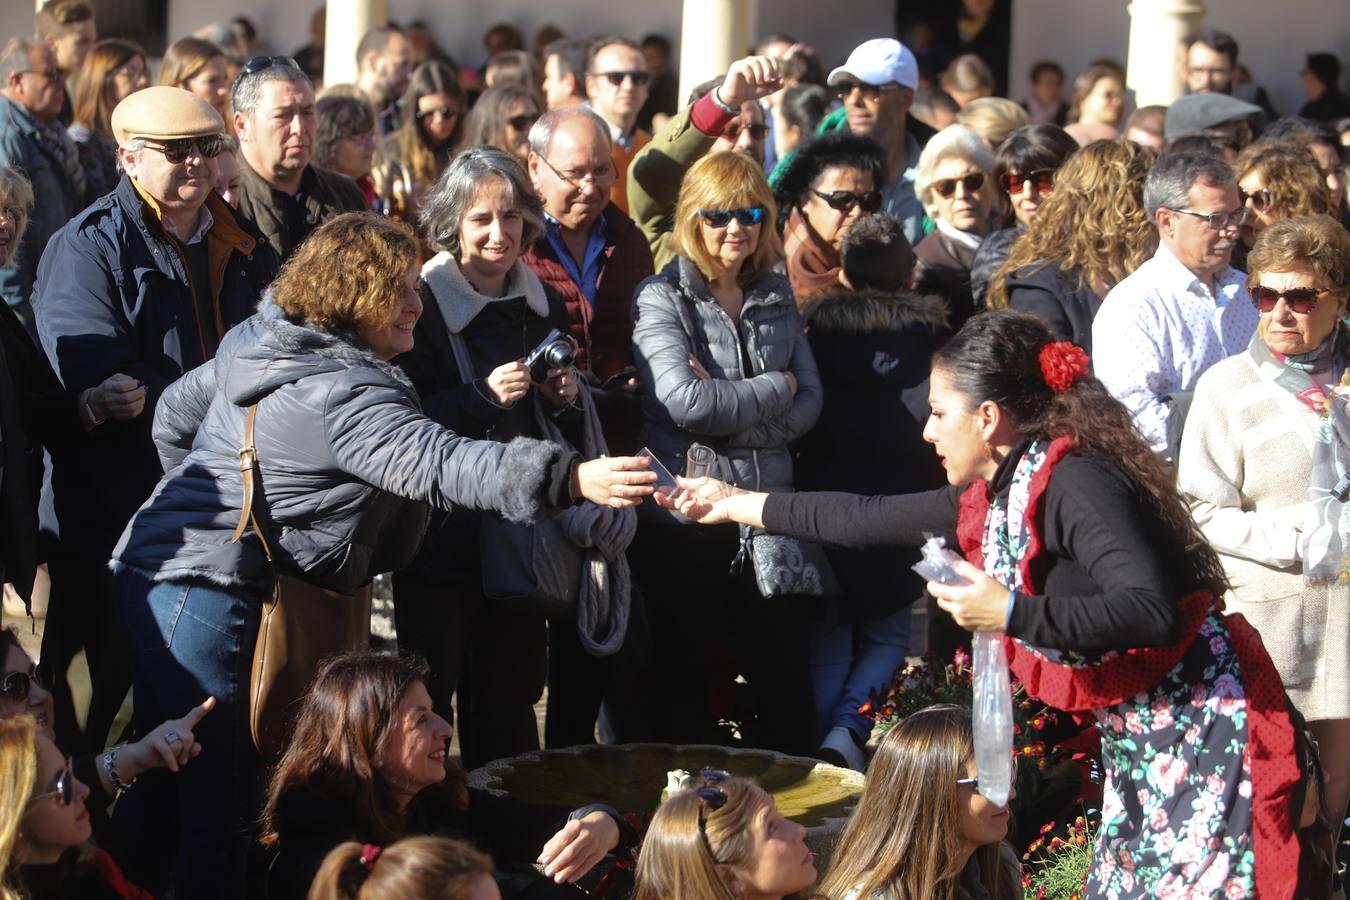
[230,403,273,560]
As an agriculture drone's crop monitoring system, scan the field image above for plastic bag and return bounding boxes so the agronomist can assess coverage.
[912,535,1014,806]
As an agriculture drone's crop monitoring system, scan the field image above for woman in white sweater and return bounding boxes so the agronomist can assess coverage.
[1178,213,1350,855]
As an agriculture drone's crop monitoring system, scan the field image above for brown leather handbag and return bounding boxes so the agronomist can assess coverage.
[231,404,371,762]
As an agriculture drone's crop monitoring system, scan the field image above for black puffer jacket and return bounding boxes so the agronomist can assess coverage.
[795,287,950,622]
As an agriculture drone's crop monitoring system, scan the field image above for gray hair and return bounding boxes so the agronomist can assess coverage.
[0,37,43,86]
[114,137,146,175]
[232,62,313,118]
[0,165,34,266]
[1143,151,1235,219]
[420,145,545,257]
[527,106,611,159]
[914,124,996,211]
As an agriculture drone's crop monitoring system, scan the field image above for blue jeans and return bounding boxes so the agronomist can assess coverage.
[810,606,912,743]
[111,568,263,899]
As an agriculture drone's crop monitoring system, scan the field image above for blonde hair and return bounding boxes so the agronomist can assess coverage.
[819,706,1015,900]
[270,212,419,334]
[0,716,39,900]
[671,151,784,287]
[988,138,1156,309]
[956,98,1029,148]
[633,777,775,900]
[1234,141,1334,222]
[307,836,494,900]
[1247,215,1350,298]
[0,167,34,267]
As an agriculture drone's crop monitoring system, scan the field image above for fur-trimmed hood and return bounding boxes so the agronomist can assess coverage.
[801,288,949,336]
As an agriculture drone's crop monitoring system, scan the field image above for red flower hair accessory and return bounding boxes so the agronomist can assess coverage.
[1038,342,1090,393]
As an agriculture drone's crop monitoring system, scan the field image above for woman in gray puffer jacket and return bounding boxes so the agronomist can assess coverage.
[106,214,653,900]
[629,151,822,754]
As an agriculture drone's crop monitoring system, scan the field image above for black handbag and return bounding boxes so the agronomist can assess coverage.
[479,513,581,618]
[733,525,841,599]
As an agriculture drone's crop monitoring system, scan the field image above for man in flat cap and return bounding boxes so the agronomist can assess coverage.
[30,86,279,789]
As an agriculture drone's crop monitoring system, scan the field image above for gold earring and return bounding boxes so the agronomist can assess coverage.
[982,441,992,461]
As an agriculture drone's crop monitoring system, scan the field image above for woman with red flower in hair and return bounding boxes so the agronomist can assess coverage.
[662,309,1323,899]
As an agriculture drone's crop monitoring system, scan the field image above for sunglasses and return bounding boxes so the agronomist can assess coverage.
[507,113,539,132]
[722,122,770,141]
[28,757,74,808]
[834,80,903,102]
[143,135,225,164]
[239,55,301,78]
[1249,284,1330,315]
[932,173,986,199]
[1240,188,1274,215]
[697,206,766,228]
[1,663,52,704]
[416,106,460,121]
[1000,169,1055,195]
[593,70,651,87]
[956,755,1020,790]
[810,188,883,214]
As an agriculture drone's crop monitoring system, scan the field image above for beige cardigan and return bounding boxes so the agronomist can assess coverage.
[1178,348,1350,721]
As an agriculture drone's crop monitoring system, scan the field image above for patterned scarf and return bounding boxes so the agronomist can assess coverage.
[1248,324,1350,583]
[980,441,1050,590]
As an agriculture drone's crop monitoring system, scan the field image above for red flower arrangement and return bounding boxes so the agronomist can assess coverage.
[1038,342,1091,393]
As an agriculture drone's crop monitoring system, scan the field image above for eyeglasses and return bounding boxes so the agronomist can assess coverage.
[239,55,301,78]
[416,106,460,121]
[1240,188,1274,215]
[721,121,770,142]
[834,80,903,102]
[1,663,52,704]
[20,67,61,82]
[1164,206,1247,230]
[1000,169,1056,195]
[1249,284,1331,315]
[142,135,226,164]
[107,61,148,83]
[697,206,766,228]
[0,205,23,225]
[809,188,883,214]
[592,70,651,87]
[932,173,986,199]
[537,154,616,189]
[507,113,539,133]
[27,757,74,808]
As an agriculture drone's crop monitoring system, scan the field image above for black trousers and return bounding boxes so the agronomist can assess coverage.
[625,520,816,755]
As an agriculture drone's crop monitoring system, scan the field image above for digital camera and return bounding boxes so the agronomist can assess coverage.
[525,329,578,382]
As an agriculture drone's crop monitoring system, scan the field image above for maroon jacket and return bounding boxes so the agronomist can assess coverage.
[521,203,654,381]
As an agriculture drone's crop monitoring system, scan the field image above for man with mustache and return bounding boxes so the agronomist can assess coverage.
[1092,152,1252,458]
[232,56,366,261]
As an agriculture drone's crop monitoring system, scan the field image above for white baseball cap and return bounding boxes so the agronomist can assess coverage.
[827,38,919,91]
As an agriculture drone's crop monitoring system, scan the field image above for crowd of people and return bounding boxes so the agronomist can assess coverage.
[0,0,1349,897]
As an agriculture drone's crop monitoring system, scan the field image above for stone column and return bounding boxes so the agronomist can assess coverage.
[1126,0,1205,107]
[323,0,387,88]
[677,0,751,110]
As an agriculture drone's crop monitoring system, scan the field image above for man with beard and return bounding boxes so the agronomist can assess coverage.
[1092,153,1251,458]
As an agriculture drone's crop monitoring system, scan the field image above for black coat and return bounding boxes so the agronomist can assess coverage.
[914,228,979,331]
[1004,260,1103,353]
[233,161,367,262]
[795,287,950,622]
[32,179,278,553]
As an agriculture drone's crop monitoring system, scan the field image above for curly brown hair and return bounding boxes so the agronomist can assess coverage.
[987,139,1156,310]
[1235,141,1334,222]
[269,213,418,334]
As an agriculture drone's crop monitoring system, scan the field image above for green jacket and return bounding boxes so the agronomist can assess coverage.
[626,102,719,271]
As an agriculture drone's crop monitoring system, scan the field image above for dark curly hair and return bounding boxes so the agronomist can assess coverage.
[771,130,887,236]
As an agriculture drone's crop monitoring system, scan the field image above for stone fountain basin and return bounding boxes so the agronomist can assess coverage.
[468,742,865,860]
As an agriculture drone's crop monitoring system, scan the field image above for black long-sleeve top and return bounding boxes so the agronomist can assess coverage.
[762,452,1195,652]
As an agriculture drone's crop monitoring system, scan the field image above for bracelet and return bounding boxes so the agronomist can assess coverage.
[709,86,736,115]
[102,743,135,795]
[1005,589,1018,629]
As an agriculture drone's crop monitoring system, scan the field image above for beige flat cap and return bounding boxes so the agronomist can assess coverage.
[111,86,225,145]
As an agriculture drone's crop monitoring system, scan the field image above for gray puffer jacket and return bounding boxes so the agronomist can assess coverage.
[632,257,822,521]
[111,297,578,594]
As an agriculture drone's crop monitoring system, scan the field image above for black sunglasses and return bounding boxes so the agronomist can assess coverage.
[1240,188,1275,215]
[809,188,883,214]
[834,80,903,102]
[932,173,986,199]
[143,135,226,165]
[507,113,539,132]
[417,105,460,121]
[28,756,74,808]
[239,55,301,78]
[722,122,770,141]
[1000,168,1055,195]
[1249,284,1330,315]
[1,663,52,704]
[593,70,651,87]
[698,206,766,228]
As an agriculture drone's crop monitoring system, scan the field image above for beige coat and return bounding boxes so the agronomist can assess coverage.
[1178,348,1350,721]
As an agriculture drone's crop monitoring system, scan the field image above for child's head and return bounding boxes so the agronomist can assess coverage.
[633,770,817,900]
[840,214,916,292]
[307,835,498,900]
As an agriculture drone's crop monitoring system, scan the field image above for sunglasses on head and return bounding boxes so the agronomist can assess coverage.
[1000,169,1055,195]
[417,106,460,121]
[143,135,225,164]
[1,663,52,704]
[697,206,766,228]
[809,188,883,214]
[27,757,74,808]
[239,55,301,78]
[1249,284,1329,314]
[593,70,651,87]
[932,173,986,199]
[1240,188,1274,215]
[722,122,770,141]
[507,113,539,132]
